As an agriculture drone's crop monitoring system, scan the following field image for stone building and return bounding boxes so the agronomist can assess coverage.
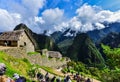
[41,49,62,59]
[0,29,35,52]
[47,51,62,58]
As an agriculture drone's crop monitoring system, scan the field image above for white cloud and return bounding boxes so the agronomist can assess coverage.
[32,8,65,33]
[34,17,45,24]
[22,0,46,17]
[1,1,120,34]
[55,4,120,33]
[0,0,46,33]
[17,8,65,34]
[0,9,21,32]
[0,0,46,18]
[95,23,105,29]
[106,10,120,22]
[42,8,64,25]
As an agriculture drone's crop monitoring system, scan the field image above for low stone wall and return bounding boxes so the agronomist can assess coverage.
[27,55,69,68]
[0,47,70,68]
[0,47,27,58]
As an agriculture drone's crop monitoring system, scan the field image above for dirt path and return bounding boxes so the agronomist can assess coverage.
[39,67,101,82]
[39,68,64,78]
[39,68,54,78]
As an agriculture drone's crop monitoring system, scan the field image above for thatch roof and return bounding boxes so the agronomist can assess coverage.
[0,30,24,41]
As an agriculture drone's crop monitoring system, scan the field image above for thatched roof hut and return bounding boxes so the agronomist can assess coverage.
[0,29,35,52]
[0,30,24,41]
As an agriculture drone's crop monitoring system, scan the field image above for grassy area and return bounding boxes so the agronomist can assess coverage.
[27,52,40,56]
[0,51,68,81]
[0,51,31,79]
[40,66,64,77]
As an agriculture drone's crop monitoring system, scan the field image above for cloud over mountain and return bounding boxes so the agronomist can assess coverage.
[0,0,46,32]
[55,4,120,32]
[0,1,120,33]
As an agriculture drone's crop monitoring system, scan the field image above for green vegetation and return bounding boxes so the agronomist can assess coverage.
[101,44,120,81]
[60,57,65,62]
[0,51,66,81]
[40,66,64,77]
[58,39,73,55]
[62,61,99,79]
[62,61,120,82]
[27,52,40,56]
[67,33,105,68]
[62,59,120,82]
[0,51,31,79]
[102,44,120,68]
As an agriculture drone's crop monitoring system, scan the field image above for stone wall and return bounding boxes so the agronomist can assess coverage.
[0,47,70,68]
[18,31,35,52]
[1,47,27,58]
[41,49,62,59]
[27,55,69,68]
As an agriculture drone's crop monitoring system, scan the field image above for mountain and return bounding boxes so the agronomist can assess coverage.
[51,29,74,44]
[87,22,120,42]
[97,32,120,48]
[95,32,120,60]
[14,23,60,51]
[51,22,120,43]
[51,29,74,55]
[51,22,120,55]
[66,33,105,67]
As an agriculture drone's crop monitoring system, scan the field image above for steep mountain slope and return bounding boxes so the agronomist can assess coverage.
[51,22,120,44]
[98,32,120,48]
[66,33,105,67]
[14,23,60,51]
[51,22,120,55]
[87,22,120,42]
[96,32,120,59]
[51,29,74,55]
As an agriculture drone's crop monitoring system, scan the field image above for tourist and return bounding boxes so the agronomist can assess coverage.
[51,76,56,82]
[4,42,7,46]
[45,72,49,79]
[13,73,26,82]
[85,78,91,82]
[64,75,71,82]
[37,72,45,82]
[0,63,14,82]
[45,76,50,82]
[0,63,6,76]
[56,77,61,82]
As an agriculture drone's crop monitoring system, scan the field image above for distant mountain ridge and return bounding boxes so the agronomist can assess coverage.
[87,22,120,42]
[51,22,120,55]
[97,32,120,48]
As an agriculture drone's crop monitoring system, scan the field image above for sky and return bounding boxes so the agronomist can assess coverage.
[0,0,120,34]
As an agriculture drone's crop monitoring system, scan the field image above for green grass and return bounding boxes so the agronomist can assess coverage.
[40,66,64,77]
[60,57,65,62]
[41,54,47,58]
[0,51,31,79]
[27,52,40,56]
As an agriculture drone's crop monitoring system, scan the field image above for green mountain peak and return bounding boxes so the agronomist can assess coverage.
[67,33,105,68]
